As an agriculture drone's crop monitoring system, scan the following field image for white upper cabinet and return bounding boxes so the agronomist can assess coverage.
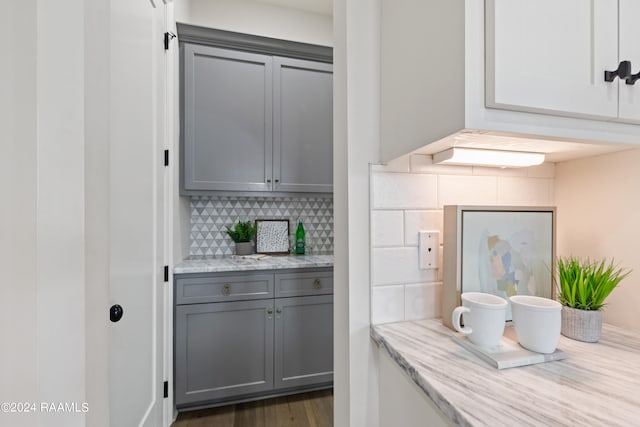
[618,0,640,122]
[377,0,640,164]
[486,0,640,123]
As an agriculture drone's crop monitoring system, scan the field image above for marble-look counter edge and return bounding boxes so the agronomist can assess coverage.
[371,319,640,427]
[371,326,472,427]
[174,254,333,274]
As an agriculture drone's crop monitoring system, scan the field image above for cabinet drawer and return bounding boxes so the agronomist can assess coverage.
[275,270,333,297]
[175,272,274,304]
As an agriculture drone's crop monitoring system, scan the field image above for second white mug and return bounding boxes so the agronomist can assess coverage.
[452,292,507,348]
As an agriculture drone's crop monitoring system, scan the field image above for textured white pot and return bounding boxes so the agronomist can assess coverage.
[561,306,602,343]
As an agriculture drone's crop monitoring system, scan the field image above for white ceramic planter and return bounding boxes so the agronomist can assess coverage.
[561,306,602,343]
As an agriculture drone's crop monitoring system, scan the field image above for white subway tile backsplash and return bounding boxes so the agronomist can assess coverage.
[497,177,554,206]
[371,154,411,173]
[410,154,473,176]
[404,282,442,321]
[371,173,438,209]
[371,211,404,247]
[372,285,405,324]
[437,175,497,207]
[370,161,556,323]
[404,210,443,246]
[372,247,438,286]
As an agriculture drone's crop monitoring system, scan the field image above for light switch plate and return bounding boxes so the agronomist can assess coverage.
[419,230,439,269]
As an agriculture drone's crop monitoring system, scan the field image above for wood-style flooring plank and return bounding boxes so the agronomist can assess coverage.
[172,390,333,427]
[178,404,235,427]
[303,390,333,427]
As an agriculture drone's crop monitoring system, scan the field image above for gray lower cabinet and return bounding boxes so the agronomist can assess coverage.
[274,295,333,389]
[174,268,333,409]
[175,299,275,406]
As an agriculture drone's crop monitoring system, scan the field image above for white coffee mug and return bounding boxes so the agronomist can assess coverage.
[509,295,561,354]
[452,292,507,348]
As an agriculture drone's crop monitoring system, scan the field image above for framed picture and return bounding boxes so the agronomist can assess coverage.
[442,206,556,327]
[255,219,290,255]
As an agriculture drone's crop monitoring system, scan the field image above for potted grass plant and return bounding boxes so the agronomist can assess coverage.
[557,256,631,342]
[225,220,257,256]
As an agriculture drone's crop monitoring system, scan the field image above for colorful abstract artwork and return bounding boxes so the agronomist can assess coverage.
[461,209,554,320]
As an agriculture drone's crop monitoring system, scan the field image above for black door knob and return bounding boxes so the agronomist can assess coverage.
[110,304,124,322]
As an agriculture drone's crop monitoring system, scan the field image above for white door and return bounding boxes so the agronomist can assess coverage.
[618,0,640,123]
[486,0,619,120]
[109,0,166,426]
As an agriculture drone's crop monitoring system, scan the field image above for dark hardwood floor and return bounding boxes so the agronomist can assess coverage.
[172,389,333,427]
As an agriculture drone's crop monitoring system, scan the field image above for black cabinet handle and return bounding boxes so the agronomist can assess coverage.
[604,60,631,82]
[626,71,640,85]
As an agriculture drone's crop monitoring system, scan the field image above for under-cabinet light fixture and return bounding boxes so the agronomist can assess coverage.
[432,147,545,168]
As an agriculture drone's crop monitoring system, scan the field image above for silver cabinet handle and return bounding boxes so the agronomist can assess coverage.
[267,308,273,315]
[276,308,282,314]
[313,279,322,289]
[222,284,231,296]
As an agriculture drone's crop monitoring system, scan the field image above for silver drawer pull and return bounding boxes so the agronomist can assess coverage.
[313,279,322,289]
[276,308,282,314]
[267,308,273,315]
[222,284,231,296]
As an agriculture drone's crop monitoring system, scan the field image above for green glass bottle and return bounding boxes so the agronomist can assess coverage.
[295,219,305,255]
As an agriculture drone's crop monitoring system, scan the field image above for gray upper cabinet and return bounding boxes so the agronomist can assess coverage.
[273,58,333,193]
[179,27,333,195]
[182,44,273,192]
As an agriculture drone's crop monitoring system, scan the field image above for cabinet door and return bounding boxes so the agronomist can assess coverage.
[486,0,619,120]
[274,295,333,389]
[175,299,274,407]
[618,0,640,123]
[182,44,273,192]
[273,57,333,193]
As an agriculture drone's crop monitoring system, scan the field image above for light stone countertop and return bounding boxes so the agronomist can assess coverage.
[174,254,333,274]
[371,319,640,427]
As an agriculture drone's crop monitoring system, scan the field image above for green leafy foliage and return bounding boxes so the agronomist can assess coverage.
[225,220,257,243]
[557,256,631,311]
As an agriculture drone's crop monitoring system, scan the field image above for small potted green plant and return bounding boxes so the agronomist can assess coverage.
[225,220,257,256]
[557,256,631,342]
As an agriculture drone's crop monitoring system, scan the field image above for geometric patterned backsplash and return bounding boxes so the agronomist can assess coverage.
[190,195,334,257]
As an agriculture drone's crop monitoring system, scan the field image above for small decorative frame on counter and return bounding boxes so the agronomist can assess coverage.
[442,205,556,328]
[256,219,290,255]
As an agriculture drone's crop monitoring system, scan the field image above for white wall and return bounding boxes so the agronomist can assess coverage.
[84,0,110,425]
[1,1,87,426]
[177,0,333,46]
[1,4,38,427]
[555,149,640,331]
[333,0,381,426]
[370,155,555,324]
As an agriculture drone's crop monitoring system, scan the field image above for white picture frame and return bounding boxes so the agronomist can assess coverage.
[255,219,290,255]
[442,205,556,327]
